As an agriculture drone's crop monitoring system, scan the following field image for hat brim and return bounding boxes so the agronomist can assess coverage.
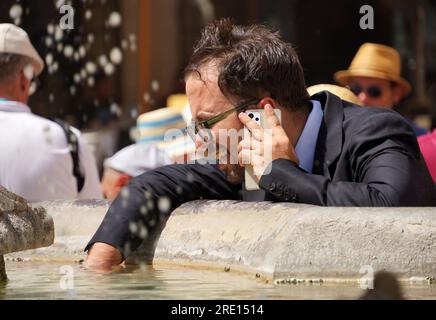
[28,48,44,76]
[334,69,412,97]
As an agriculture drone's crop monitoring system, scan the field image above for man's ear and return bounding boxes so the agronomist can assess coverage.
[259,97,276,109]
[391,85,404,106]
[19,70,30,92]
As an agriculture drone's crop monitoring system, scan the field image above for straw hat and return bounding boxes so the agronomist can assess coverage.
[136,107,195,160]
[137,107,187,144]
[308,84,362,106]
[334,43,411,97]
[0,23,44,75]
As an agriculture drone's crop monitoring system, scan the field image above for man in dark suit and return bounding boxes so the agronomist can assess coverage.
[85,19,436,272]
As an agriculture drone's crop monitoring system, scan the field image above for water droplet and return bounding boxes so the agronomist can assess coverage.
[45,53,54,66]
[151,80,160,92]
[110,47,123,65]
[143,92,151,103]
[87,77,95,87]
[110,103,122,117]
[23,64,34,80]
[52,61,59,73]
[78,46,86,58]
[130,108,138,119]
[47,24,55,35]
[9,4,23,19]
[107,12,122,28]
[121,187,130,198]
[187,173,194,182]
[104,62,115,75]
[176,186,183,195]
[139,226,148,239]
[64,45,74,58]
[54,26,63,42]
[29,81,38,96]
[140,206,148,216]
[98,54,108,67]
[147,201,155,211]
[158,197,171,213]
[129,222,138,234]
[85,62,97,74]
[73,73,81,84]
[80,69,88,80]
[45,37,53,47]
[74,52,80,62]
[87,34,95,44]
[85,10,92,20]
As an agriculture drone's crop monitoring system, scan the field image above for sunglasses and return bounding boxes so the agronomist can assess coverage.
[349,85,383,99]
[187,98,261,143]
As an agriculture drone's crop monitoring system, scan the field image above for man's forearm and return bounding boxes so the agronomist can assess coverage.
[86,164,241,261]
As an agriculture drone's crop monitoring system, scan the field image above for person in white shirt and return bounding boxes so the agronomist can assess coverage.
[0,23,102,202]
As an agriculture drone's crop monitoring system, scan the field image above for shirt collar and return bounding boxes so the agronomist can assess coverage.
[295,100,324,173]
[0,99,31,114]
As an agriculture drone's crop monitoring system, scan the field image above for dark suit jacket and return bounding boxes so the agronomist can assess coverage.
[87,91,436,259]
[255,91,436,206]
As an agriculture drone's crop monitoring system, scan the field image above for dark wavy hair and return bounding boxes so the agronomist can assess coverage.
[185,19,310,110]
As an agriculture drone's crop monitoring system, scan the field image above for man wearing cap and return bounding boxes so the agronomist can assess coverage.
[334,43,427,137]
[0,23,102,202]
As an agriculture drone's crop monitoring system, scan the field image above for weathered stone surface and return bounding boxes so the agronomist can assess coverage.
[0,186,29,213]
[5,200,436,281]
[5,200,109,261]
[0,187,54,255]
[155,201,436,280]
[0,255,5,282]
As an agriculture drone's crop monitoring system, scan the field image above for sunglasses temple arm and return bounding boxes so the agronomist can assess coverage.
[202,99,261,128]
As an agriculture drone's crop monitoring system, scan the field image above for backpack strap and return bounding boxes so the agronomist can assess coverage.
[52,119,85,193]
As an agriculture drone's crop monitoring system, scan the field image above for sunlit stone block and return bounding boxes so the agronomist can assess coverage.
[0,186,54,279]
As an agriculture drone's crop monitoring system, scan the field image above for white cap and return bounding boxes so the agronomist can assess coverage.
[0,23,44,75]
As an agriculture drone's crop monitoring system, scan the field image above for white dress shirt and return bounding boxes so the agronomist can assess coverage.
[104,143,173,177]
[0,99,103,202]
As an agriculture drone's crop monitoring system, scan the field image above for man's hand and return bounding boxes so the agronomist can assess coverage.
[238,104,299,179]
[85,242,124,273]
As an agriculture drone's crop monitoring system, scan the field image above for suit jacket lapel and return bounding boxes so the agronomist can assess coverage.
[311,91,344,179]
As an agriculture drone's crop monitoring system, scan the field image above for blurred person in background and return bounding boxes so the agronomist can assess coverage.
[334,43,428,137]
[101,106,195,200]
[307,84,362,106]
[0,24,102,202]
[418,130,436,184]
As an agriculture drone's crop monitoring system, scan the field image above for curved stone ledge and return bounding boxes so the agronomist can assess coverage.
[155,201,436,280]
[6,200,436,281]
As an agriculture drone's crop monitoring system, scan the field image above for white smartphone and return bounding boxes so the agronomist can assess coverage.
[244,109,282,191]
